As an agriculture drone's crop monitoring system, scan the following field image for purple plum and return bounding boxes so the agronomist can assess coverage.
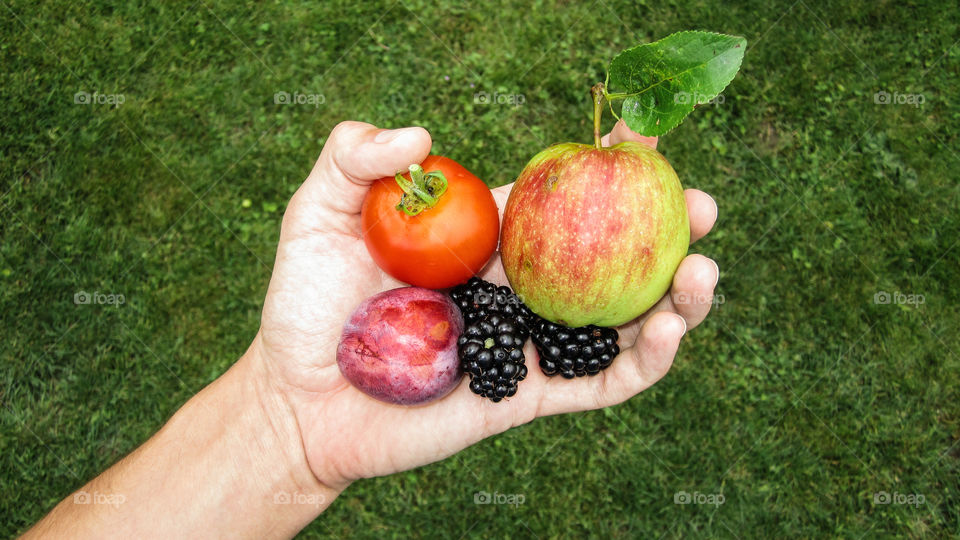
[337,287,464,405]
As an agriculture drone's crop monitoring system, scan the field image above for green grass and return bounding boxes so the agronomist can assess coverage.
[2,0,958,537]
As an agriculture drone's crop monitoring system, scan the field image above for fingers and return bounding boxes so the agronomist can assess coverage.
[498,254,719,420]
[598,189,717,337]
[298,121,432,218]
[669,254,719,327]
[614,253,719,342]
[491,184,718,339]
[602,119,659,149]
[685,189,718,243]
[536,311,686,416]
[490,183,512,222]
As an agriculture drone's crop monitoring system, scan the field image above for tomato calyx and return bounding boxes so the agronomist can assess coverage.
[394,164,449,216]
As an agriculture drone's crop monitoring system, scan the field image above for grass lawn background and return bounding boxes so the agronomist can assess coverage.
[2,0,958,537]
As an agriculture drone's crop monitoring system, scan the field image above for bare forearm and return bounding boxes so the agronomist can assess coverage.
[25,343,338,539]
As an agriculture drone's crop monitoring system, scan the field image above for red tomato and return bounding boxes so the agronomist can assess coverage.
[361,155,499,289]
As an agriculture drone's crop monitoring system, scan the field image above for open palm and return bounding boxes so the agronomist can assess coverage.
[257,121,720,490]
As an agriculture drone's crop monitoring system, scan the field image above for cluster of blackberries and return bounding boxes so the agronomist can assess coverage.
[450,277,621,402]
[456,314,528,401]
[530,318,620,378]
[451,278,532,402]
[450,278,536,340]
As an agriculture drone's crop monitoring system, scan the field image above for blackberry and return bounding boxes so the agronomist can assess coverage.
[458,313,528,402]
[450,277,536,340]
[530,316,620,378]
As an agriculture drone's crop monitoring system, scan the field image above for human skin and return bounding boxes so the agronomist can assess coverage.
[24,119,720,539]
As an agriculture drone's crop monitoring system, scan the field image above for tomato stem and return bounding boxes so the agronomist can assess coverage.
[394,164,449,216]
[591,82,605,149]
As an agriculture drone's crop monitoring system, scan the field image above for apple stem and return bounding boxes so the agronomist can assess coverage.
[394,164,448,216]
[591,83,605,149]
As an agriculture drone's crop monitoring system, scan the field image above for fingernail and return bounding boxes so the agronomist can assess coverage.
[707,193,718,221]
[677,314,688,337]
[374,128,410,143]
[709,258,720,288]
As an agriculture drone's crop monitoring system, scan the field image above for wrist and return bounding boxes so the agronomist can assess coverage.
[222,337,344,530]
[26,338,342,540]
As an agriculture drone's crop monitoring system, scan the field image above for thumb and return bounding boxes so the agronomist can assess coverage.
[601,119,658,149]
[298,121,432,218]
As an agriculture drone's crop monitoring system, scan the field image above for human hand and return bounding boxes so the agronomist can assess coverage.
[253,119,720,494]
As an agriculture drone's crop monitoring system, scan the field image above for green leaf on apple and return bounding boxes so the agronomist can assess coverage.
[606,31,747,137]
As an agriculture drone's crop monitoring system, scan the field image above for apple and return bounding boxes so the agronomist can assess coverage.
[500,141,689,327]
[337,287,463,405]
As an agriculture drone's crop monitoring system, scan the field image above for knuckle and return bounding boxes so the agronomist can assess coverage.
[328,121,366,145]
